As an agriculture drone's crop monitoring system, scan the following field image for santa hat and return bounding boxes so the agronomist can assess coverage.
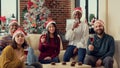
[9,20,18,26]
[0,16,6,23]
[94,20,104,27]
[12,28,27,39]
[72,7,82,15]
[44,20,56,29]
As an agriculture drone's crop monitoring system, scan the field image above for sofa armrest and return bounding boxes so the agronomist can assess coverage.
[59,50,65,62]
[113,57,118,68]
[58,35,63,50]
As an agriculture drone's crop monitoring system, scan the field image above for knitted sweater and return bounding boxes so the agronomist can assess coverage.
[65,21,89,48]
[87,33,115,60]
[38,35,60,60]
[0,45,24,68]
[0,35,12,48]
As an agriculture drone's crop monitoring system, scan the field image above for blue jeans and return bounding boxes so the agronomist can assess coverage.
[0,46,3,55]
[27,47,38,65]
[63,45,86,63]
[39,57,59,64]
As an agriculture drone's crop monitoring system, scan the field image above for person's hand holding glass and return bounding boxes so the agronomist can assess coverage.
[88,34,94,51]
[23,47,28,64]
[41,33,46,45]
[72,18,80,30]
[24,48,28,56]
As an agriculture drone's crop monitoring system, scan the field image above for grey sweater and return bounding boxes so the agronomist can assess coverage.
[87,33,115,60]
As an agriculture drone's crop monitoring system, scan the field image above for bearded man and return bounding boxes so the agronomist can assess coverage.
[84,20,115,68]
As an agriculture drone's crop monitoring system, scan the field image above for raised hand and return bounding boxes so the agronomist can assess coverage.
[72,18,80,30]
[88,45,94,51]
[40,35,46,44]
[19,55,27,62]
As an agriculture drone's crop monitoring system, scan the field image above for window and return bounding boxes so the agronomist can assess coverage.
[0,0,1,24]
[0,0,18,35]
[0,0,18,24]
[75,0,99,24]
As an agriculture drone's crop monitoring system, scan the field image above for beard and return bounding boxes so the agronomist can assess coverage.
[95,29,104,35]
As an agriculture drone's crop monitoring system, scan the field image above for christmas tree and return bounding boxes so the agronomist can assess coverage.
[22,0,51,34]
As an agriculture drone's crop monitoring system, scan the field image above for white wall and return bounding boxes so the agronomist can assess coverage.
[99,0,107,32]
[1,0,16,18]
[108,0,120,40]
[99,0,120,40]
[18,0,20,24]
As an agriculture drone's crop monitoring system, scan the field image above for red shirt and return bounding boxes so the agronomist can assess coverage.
[38,36,60,60]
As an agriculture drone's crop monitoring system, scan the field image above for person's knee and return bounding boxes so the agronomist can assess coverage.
[103,56,113,63]
[31,62,43,68]
[63,56,70,61]
[84,55,96,65]
[63,52,71,61]
[53,57,59,62]
[26,66,35,68]
[84,56,91,64]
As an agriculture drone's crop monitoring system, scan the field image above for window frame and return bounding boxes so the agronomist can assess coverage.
[75,0,99,23]
[0,0,1,24]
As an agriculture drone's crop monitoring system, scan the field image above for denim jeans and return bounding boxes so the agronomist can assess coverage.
[63,45,86,63]
[0,46,3,55]
[27,47,38,65]
[39,57,59,64]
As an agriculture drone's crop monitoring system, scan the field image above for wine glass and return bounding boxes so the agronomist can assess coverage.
[89,34,94,44]
[42,29,47,35]
[75,18,79,23]
[24,47,28,65]
[24,49,28,56]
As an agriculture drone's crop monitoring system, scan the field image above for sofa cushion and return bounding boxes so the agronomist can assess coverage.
[59,50,65,62]
[25,34,41,57]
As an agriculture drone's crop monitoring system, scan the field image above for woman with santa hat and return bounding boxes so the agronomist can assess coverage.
[0,28,28,68]
[0,28,42,68]
[38,19,61,64]
[63,7,89,63]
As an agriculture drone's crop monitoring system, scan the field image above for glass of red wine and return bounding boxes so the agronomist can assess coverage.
[89,34,94,44]
[24,49,28,56]
[24,48,28,64]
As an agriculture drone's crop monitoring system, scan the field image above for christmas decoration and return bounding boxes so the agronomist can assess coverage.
[0,14,17,36]
[22,0,51,34]
[0,16,6,23]
[0,16,7,35]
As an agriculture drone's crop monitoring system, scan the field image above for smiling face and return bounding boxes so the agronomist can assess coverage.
[9,23,18,35]
[94,22,104,35]
[48,23,56,34]
[73,11,82,19]
[14,33,25,46]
